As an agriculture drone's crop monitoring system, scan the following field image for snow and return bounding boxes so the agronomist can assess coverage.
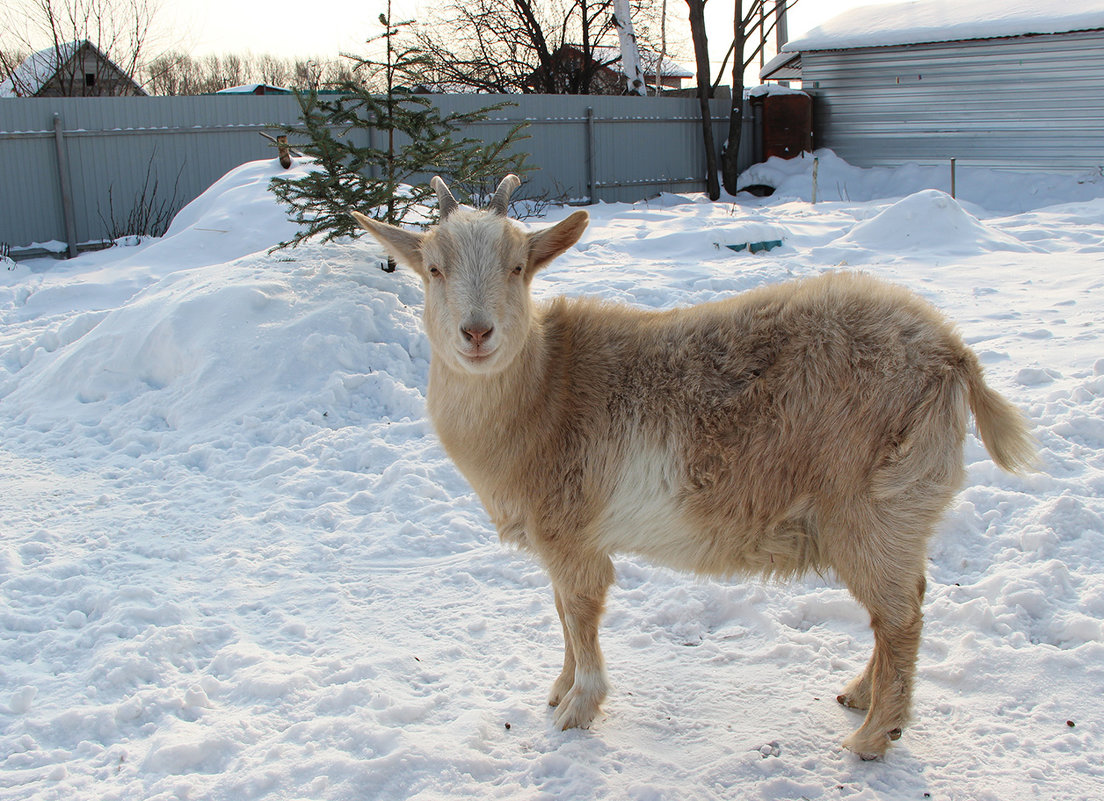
[738,149,1104,214]
[215,85,292,95]
[2,152,1104,800]
[748,83,808,98]
[0,41,83,98]
[785,0,1104,52]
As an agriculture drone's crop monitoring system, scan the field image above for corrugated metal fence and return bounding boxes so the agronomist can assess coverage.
[0,94,751,251]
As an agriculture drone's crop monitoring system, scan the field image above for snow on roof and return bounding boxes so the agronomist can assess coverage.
[783,0,1104,52]
[216,84,292,95]
[748,83,808,98]
[759,50,801,81]
[0,40,82,97]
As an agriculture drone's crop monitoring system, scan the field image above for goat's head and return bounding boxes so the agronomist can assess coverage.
[352,175,589,375]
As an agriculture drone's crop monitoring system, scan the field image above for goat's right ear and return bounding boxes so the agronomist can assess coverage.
[350,211,427,279]
[526,210,589,276]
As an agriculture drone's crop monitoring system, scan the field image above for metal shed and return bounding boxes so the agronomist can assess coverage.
[764,1,1104,173]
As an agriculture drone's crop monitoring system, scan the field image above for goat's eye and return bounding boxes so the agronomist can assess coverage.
[511,264,524,276]
[428,265,442,278]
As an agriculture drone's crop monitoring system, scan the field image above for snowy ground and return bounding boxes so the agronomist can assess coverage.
[2,153,1103,800]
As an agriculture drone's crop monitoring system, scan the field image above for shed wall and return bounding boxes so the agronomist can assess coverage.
[802,29,1104,172]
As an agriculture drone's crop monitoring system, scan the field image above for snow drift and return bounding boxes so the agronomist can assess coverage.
[1,154,1103,800]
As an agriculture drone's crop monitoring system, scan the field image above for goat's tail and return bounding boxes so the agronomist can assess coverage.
[963,353,1038,473]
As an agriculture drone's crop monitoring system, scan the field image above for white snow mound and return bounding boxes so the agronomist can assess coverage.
[112,157,315,273]
[833,189,1034,254]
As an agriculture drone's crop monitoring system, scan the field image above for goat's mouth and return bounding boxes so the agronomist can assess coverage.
[458,347,497,366]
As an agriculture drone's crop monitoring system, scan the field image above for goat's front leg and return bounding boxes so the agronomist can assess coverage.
[548,588,576,707]
[546,552,614,730]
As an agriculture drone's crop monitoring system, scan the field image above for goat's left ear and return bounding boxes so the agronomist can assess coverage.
[526,210,589,276]
[350,210,427,279]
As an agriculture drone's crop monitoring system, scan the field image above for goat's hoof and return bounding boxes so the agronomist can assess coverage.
[548,673,574,708]
[551,686,601,730]
[836,675,872,711]
[842,730,891,761]
[836,692,869,711]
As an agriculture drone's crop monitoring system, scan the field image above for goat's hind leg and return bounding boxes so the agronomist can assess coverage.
[844,590,924,759]
[546,551,614,730]
[830,517,930,759]
[836,659,873,711]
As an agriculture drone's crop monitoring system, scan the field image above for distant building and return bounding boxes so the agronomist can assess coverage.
[215,84,293,96]
[762,1,1104,172]
[0,40,147,98]
[527,45,692,94]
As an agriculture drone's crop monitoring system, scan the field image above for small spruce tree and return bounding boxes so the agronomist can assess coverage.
[271,4,531,253]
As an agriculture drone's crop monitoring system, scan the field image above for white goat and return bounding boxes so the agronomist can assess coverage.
[352,175,1036,759]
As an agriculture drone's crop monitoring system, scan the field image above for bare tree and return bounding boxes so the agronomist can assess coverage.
[653,0,668,96]
[257,52,291,88]
[142,50,355,95]
[0,0,164,95]
[719,0,799,193]
[684,0,718,199]
[411,0,675,94]
[685,0,798,199]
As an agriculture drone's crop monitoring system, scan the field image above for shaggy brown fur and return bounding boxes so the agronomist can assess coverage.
[353,177,1036,760]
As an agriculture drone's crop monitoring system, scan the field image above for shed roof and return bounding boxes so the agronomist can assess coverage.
[784,0,1104,53]
[759,50,801,82]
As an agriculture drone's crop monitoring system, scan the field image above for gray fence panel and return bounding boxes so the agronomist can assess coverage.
[0,94,751,251]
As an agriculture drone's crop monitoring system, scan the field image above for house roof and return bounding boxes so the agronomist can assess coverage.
[216,84,292,95]
[0,40,83,97]
[584,46,694,79]
[0,39,145,97]
[783,0,1104,53]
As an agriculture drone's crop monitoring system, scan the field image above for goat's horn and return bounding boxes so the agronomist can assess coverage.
[488,174,521,216]
[431,176,459,220]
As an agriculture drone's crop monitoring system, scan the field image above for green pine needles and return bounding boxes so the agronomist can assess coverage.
[271,8,531,251]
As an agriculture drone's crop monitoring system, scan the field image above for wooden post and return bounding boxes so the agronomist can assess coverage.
[950,157,957,199]
[53,114,78,259]
[811,156,819,204]
[276,135,292,169]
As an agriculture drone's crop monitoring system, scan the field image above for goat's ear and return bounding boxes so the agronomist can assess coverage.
[526,210,589,275]
[350,210,427,278]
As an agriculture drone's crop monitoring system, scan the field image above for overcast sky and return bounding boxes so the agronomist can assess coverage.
[159,0,879,73]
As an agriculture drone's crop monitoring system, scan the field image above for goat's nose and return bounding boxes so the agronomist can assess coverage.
[461,323,494,347]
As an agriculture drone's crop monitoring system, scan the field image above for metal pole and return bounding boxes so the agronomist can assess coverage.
[585,106,596,204]
[950,157,957,199]
[53,113,78,258]
[775,0,789,50]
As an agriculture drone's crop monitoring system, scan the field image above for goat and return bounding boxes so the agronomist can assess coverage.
[351,175,1036,760]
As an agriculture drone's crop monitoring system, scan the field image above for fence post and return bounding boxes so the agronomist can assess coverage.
[53,113,78,258]
[368,125,376,180]
[585,106,596,204]
[950,157,956,199]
